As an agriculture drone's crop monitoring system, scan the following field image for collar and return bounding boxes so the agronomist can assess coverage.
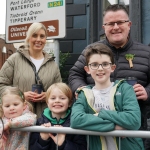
[43,108,71,125]
[105,35,133,53]
[17,45,54,64]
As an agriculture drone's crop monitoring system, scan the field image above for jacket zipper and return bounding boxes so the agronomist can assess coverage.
[114,50,119,81]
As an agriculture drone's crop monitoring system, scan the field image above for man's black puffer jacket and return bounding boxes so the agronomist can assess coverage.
[68,36,150,130]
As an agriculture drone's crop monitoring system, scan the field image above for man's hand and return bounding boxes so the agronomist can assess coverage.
[75,86,87,99]
[133,84,148,101]
[75,92,78,99]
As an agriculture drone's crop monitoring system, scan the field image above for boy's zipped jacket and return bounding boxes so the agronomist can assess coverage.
[71,80,144,150]
[29,108,87,150]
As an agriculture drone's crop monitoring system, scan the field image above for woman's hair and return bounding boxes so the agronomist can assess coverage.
[46,83,73,106]
[0,87,33,117]
[25,22,47,46]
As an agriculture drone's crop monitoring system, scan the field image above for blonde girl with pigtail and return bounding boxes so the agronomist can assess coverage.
[0,87,36,150]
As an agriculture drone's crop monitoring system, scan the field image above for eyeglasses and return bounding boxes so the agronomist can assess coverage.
[103,20,130,27]
[88,62,112,70]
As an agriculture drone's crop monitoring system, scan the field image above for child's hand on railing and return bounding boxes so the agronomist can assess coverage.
[115,125,125,130]
[93,113,98,116]
[3,120,10,138]
[4,121,10,131]
[0,130,8,150]
[49,125,66,146]
[40,122,51,140]
[0,138,4,149]
[115,125,126,138]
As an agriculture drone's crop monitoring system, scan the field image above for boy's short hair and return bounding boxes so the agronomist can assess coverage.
[84,43,114,65]
[104,4,129,16]
[46,83,73,106]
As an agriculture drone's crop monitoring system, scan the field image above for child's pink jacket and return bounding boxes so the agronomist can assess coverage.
[0,108,36,150]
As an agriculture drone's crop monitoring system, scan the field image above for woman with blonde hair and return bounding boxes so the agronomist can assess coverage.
[0,22,62,117]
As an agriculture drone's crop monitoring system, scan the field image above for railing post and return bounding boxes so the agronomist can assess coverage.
[119,137,121,150]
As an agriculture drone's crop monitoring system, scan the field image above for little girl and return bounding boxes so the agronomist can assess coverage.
[30,82,87,150]
[0,87,37,150]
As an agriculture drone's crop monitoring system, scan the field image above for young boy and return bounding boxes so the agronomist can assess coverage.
[30,83,87,150]
[71,43,144,150]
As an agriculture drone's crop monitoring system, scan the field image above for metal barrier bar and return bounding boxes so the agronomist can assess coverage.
[11,126,150,150]
[11,126,150,138]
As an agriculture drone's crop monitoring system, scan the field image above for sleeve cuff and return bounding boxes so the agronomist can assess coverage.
[38,136,50,147]
[58,140,66,149]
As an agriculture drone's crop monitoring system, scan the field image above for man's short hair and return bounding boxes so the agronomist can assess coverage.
[104,4,129,16]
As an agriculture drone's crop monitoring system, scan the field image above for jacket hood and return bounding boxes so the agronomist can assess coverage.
[17,45,55,64]
[76,80,125,93]
[43,107,71,125]
[105,35,133,53]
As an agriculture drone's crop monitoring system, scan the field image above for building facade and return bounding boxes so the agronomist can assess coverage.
[59,0,150,80]
[1,0,150,81]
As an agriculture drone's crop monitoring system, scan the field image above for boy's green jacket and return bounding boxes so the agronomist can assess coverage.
[71,80,144,150]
